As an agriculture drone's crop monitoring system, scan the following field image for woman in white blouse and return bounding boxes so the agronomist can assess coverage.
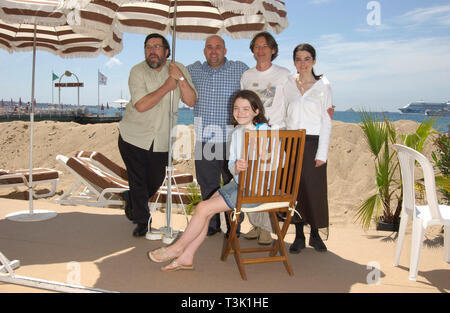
[283,43,333,253]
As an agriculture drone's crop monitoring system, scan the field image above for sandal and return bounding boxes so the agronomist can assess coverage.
[147,247,175,263]
[161,260,194,272]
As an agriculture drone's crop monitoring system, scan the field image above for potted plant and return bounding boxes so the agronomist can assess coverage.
[355,110,437,231]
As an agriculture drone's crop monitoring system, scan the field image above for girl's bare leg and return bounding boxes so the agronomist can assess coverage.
[157,192,230,262]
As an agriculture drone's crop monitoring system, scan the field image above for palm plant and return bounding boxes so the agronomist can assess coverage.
[431,132,450,204]
[355,110,437,230]
[185,183,202,215]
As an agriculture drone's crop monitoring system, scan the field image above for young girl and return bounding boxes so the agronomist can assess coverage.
[147,90,269,271]
[283,43,333,253]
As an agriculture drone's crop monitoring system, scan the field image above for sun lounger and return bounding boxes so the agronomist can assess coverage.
[0,168,60,198]
[55,155,128,207]
[56,153,196,209]
[75,151,195,185]
[75,151,128,181]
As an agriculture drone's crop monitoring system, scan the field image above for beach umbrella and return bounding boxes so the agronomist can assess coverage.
[59,0,288,40]
[112,97,128,112]
[60,0,289,244]
[0,0,124,222]
[112,98,128,105]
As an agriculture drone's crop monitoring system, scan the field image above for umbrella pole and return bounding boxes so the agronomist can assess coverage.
[146,0,182,244]
[165,0,178,240]
[28,23,36,215]
[6,23,57,222]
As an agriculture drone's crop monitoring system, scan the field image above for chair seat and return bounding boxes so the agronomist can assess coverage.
[416,205,450,223]
[240,201,291,213]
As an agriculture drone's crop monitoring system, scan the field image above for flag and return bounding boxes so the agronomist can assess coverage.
[98,71,107,85]
[52,72,59,81]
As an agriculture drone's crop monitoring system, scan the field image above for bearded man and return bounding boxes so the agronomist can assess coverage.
[118,33,197,237]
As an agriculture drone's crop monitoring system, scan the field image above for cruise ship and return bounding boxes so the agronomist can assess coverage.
[399,101,450,114]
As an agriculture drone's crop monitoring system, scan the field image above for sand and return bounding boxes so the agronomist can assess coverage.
[0,119,440,226]
[0,119,448,293]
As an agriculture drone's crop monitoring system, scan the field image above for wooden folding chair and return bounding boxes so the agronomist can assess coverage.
[221,129,306,280]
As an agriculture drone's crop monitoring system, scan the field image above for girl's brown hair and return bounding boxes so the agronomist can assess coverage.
[231,90,269,126]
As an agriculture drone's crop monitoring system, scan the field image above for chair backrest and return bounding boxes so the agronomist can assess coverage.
[66,156,129,190]
[393,144,441,220]
[76,151,128,181]
[236,129,306,209]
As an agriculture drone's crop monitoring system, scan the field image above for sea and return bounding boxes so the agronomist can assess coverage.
[173,108,450,133]
[4,104,449,133]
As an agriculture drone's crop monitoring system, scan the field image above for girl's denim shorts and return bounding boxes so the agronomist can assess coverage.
[218,180,262,210]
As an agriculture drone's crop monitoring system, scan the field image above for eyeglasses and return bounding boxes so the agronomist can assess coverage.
[145,44,163,51]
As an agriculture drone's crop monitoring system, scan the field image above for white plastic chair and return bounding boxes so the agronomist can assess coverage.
[393,144,450,281]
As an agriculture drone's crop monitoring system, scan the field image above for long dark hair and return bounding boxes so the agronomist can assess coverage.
[231,90,269,126]
[293,43,322,80]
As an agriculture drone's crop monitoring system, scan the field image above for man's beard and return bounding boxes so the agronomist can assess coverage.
[146,54,163,69]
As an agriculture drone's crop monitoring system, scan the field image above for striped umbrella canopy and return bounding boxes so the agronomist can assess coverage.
[60,0,288,40]
[0,0,123,223]
[0,0,123,57]
[0,20,122,57]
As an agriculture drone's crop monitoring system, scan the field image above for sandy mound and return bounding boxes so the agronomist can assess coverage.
[0,119,439,226]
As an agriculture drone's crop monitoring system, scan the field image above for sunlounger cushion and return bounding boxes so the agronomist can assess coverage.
[0,168,59,184]
[66,157,128,190]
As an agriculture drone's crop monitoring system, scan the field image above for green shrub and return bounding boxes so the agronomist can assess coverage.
[431,132,450,204]
[186,183,202,215]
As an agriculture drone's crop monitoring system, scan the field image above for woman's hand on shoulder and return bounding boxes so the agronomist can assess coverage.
[327,105,336,119]
[315,160,326,167]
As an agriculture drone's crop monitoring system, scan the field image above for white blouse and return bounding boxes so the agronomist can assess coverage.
[228,123,270,183]
[283,74,333,162]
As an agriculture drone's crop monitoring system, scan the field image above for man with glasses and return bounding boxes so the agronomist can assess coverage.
[119,33,197,237]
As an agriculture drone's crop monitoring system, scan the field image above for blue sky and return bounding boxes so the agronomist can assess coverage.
[1,0,449,111]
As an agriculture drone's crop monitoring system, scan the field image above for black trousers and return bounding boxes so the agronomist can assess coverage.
[195,141,233,230]
[118,135,168,225]
[292,135,329,229]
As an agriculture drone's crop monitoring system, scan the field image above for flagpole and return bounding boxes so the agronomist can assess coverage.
[97,69,100,117]
[51,71,54,106]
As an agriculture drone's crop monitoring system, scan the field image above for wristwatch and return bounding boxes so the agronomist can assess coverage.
[178,76,185,81]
